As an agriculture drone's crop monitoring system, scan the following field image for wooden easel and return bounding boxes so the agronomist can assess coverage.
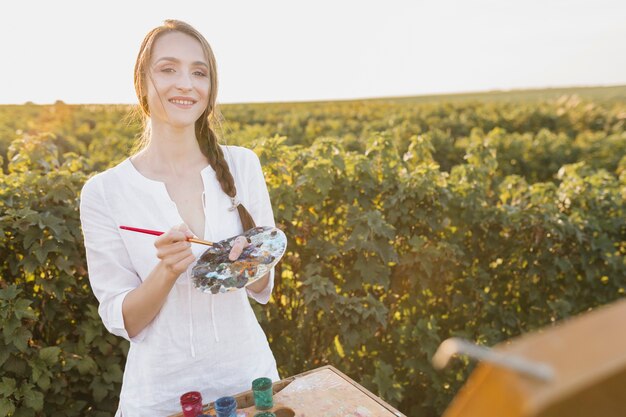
[439,299,626,417]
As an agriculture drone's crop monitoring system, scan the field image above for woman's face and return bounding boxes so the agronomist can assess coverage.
[146,31,210,129]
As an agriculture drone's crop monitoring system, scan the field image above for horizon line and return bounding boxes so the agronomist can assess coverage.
[2,83,625,107]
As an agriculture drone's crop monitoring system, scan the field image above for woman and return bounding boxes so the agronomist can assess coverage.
[80,19,279,416]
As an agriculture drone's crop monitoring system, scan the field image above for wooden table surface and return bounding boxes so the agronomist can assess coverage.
[169,365,405,417]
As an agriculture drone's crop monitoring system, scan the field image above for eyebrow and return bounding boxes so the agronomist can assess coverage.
[153,57,209,68]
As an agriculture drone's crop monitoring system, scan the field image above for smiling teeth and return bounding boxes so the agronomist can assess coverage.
[170,99,194,105]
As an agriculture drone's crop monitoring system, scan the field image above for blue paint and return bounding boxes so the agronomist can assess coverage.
[215,395,237,417]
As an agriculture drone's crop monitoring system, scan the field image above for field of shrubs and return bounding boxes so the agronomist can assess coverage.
[1,86,625,416]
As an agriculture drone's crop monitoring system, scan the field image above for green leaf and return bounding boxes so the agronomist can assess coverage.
[12,327,32,352]
[76,356,97,375]
[2,317,21,340]
[39,346,61,365]
[0,285,20,301]
[0,348,10,367]
[372,360,404,404]
[13,299,34,320]
[21,386,44,411]
[90,379,109,403]
[0,398,16,417]
[22,229,39,250]
[0,377,17,397]
[36,375,51,391]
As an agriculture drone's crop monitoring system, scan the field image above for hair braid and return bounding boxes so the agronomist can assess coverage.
[196,113,256,232]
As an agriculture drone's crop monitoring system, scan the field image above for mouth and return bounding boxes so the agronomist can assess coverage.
[168,98,197,107]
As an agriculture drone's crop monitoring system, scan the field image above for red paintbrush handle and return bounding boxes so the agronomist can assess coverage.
[119,225,164,236]
[119,225,214,246]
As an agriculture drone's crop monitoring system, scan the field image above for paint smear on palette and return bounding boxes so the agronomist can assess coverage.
[192,226,287,294]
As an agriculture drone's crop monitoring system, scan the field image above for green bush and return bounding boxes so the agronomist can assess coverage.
[253,134,625,416]
[1,93,625,416]
[1,134,126,416]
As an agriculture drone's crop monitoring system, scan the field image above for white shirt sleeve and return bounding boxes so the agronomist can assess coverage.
[79,175,148,342]
[243,150,276,305]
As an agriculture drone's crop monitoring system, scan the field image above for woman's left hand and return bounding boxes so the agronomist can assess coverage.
[228,236,250,261]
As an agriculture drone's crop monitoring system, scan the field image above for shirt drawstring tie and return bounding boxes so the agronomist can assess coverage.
[211,295,220,342]
[186,269,196,358]
[186,268,220,349]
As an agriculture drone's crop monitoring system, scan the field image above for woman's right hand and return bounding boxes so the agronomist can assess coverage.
[154,224,196,280]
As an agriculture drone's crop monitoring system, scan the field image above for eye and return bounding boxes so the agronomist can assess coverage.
[161,68,175,73]
[194,71,207,77]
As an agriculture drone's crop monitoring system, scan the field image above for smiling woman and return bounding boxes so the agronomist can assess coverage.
[144,33,211,130]
[79,19,279,416]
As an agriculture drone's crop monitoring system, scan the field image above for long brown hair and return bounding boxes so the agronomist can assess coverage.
[132,19,255,231]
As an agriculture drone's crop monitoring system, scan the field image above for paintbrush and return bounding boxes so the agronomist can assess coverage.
[119,225,214,246]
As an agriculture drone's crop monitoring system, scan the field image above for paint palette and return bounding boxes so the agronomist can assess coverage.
[191,226,287,294]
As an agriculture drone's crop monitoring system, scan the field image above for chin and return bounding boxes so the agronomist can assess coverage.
[168,114,203,127]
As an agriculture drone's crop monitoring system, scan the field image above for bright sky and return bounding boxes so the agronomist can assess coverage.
[2,0,625,104]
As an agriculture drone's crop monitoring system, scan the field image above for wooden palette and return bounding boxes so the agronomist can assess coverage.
[191,226,287,294]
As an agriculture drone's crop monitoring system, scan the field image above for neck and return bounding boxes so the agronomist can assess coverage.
[136,123,208,174]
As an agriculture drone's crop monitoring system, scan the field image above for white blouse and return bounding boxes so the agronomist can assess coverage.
[79,146,279,416]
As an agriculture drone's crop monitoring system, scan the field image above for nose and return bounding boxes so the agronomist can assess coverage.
[176,72,193,91]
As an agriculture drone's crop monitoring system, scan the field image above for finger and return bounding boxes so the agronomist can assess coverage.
[173,253,197,271]
[228,247,243,261]
[155,236,191,252]
[228,237,247,261]
[168,248,195,265]
[156,240,192,259]
[161,249,195,270]
[155,229,189,247]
